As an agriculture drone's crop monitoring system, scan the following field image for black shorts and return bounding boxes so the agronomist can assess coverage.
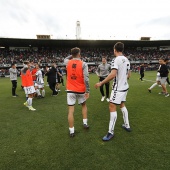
[57,76,61,83]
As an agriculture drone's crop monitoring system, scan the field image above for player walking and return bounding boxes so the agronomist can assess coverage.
[148,62,162,93]
[95,42,131,141]
[139,64,144,81]
[64,47,90,137]
[159,58,169,97]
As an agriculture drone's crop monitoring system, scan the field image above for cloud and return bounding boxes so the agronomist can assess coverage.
[0,0,170,39]
[136,16,170,28]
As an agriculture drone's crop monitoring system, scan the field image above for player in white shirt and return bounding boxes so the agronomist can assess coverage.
[95,42,131,141]
[34,64,45,98]
[148,64,161,93]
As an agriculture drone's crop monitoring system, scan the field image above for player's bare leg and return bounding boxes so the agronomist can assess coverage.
[68,106,75,136]
[82,102,89,129]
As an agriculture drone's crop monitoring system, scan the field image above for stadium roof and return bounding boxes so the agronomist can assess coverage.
[0,38,170,48]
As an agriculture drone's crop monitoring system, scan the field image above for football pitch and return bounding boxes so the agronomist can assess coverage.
[0,71,169,170]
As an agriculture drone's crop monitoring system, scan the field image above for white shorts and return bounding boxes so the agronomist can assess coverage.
[110,90,128,105]
[34,83,44,89]
[159,77,167,85]
[24,86,36,95]
[156,76,161,82]
[67,93,86,106]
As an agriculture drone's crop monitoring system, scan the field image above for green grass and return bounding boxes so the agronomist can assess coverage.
[0,71,170,170]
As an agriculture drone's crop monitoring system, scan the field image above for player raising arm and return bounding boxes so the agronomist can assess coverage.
[21,61,36,111]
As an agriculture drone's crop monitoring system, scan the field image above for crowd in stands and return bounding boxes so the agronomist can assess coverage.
[0,48,170,76]
[1,48,170,65]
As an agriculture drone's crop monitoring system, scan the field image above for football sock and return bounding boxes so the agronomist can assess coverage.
[36,89,41,96]
[26,94,28,100]
[69,127,74,134]
[108,111,117,134]
[149,83,157,89]
[121,106,130,128]
[83,119,87,125]
[42,89,45,97]
[27,98,32,106]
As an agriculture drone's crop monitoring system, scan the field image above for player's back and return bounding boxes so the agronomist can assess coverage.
[114,55,130,91]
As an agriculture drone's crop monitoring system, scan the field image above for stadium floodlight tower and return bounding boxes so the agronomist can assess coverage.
[76,21,81,39]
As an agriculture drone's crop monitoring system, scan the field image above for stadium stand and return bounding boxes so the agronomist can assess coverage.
[0,38,170,76]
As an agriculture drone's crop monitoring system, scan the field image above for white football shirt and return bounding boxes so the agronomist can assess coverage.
[36,70,44,84]
[111,55,130,91]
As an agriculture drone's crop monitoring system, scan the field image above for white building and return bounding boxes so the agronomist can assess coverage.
[76,21,81,39]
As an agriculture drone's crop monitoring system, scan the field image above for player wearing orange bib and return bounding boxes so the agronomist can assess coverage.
[21,61,36,111]
[64,47,90,137]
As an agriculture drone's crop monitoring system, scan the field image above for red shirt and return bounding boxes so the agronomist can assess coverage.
[31,68,37,81]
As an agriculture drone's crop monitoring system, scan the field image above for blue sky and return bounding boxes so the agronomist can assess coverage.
[0,0,170,40]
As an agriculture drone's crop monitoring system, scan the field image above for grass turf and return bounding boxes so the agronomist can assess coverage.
[0,71,169,170]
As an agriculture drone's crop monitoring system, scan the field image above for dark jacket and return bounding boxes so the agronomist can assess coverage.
[46,66,56,83]
[140,66,144,74]
[160,64,169,77]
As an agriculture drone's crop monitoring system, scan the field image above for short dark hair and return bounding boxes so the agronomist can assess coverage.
[11,63,15,66]
[71,47,80,57]
[114,42,124,52]
[102,56,107,60]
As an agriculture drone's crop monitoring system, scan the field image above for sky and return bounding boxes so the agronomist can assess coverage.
[0,0,170,40]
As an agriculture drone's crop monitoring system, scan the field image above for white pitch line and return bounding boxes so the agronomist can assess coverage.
[143,79,155,82]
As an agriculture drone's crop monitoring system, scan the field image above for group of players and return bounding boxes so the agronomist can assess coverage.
[64,43,131,141]
[21,61,45,111]
[9,61,64,111]
[9,42,169,141]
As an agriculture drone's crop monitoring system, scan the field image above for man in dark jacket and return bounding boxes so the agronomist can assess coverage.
[139,64,144,81]
[46,63,58,96]
[164,58,170,85]
[159,58,169,97]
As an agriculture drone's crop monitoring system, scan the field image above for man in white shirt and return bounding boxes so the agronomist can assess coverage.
[34,64,45,98]
[95,42,131,141]
[148,64,161,93]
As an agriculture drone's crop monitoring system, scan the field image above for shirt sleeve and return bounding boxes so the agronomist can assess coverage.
[127,61,130,70]
[35,71,38,76]
[9,68,17,74]
[64,55,72,65]
[83,62,90,93]
[108,64,111,71]
[111,58,119,70]
[96,65,100,76]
